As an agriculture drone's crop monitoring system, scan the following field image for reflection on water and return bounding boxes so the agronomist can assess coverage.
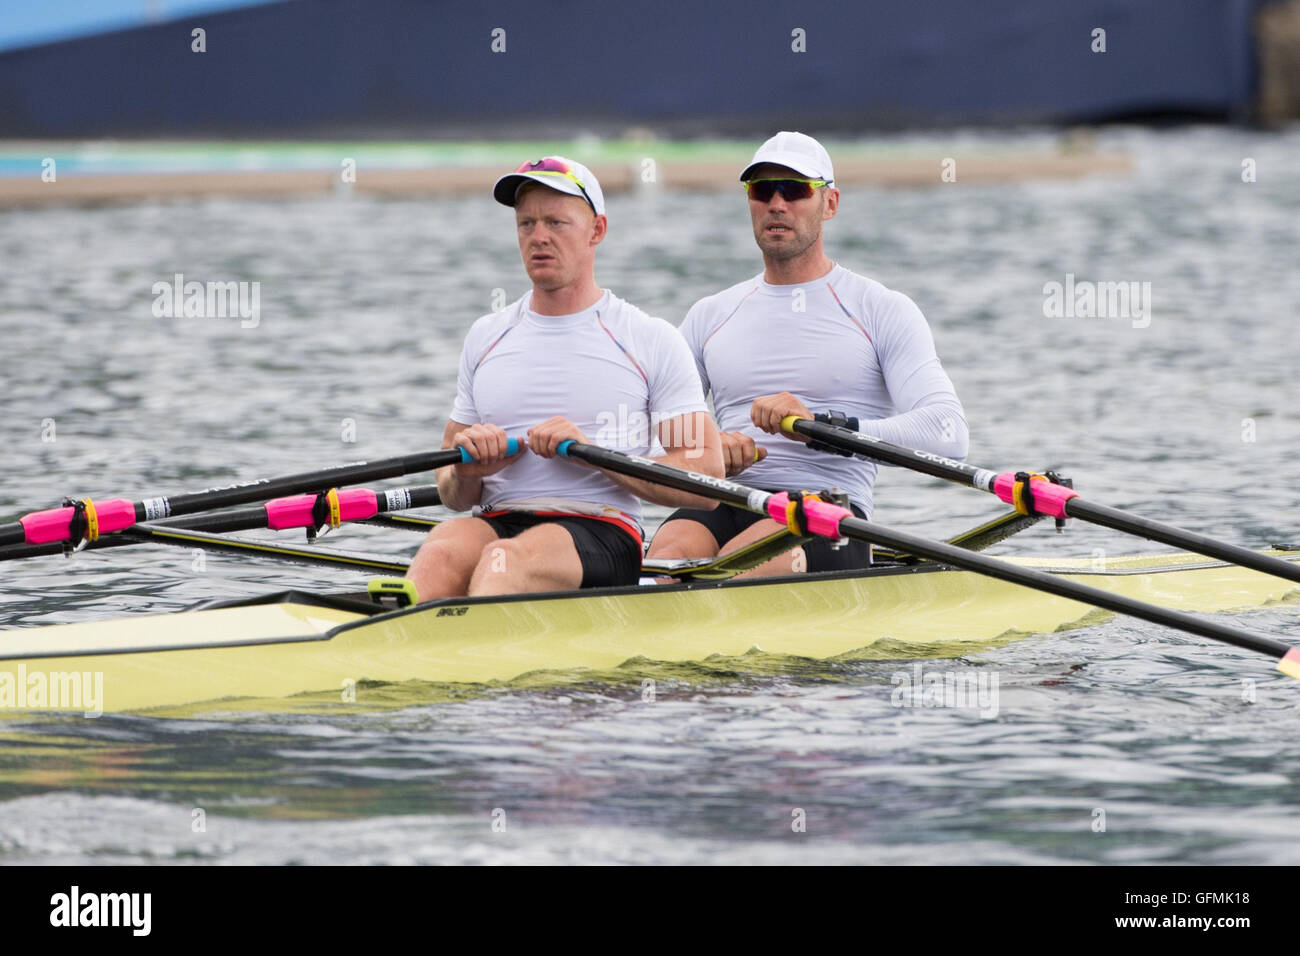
[3,603,1299,865]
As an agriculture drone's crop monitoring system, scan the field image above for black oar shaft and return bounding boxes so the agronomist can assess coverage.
[0,447,472,548]
[154,451,457,517]
[836,515,1293,658]
[561,445,759,508]
[784,416,987,486]
[0,485,442,562]
[1064,498,1300,583]
[558,441,1296,664]
[784,416,1300,585]
[119,526,410,574]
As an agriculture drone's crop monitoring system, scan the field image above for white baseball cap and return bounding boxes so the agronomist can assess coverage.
[740,131,835,184]
[493,156,606,216]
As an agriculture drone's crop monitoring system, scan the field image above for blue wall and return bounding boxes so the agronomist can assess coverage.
[0,0,1264,137]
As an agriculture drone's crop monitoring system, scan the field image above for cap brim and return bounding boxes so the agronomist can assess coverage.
[739,156,829,182]
[492,172,586,207]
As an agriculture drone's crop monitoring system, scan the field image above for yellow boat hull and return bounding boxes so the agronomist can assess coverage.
[2,552,1297,714]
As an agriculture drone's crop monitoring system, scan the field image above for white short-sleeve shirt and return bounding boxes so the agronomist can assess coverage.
[451,290,707,531]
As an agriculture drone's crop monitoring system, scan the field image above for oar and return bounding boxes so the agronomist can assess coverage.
[119,525,411,573]
[556,440,1300,678]
[0,484,443,562]
[779,415,1300,585]
[0,442,514,550]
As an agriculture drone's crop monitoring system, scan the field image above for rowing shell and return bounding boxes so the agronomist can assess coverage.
[3,550,1297,715]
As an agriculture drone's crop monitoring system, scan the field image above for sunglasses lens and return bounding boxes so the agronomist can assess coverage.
[782,181,814,200]
[747,180,815,202]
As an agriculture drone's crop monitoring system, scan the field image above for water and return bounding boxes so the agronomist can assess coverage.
[2,125,1299,864]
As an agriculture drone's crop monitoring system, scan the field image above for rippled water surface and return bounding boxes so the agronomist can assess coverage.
[2,126,1299,864]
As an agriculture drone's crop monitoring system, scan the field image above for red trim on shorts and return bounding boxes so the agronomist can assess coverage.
[479,510,643,548]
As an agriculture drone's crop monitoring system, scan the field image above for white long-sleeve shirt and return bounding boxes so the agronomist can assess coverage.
[679,264,968,516]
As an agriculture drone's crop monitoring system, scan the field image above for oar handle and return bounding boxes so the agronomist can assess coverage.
[461,437,519,462]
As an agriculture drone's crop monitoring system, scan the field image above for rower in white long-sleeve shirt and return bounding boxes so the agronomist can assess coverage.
[648,131,968,576]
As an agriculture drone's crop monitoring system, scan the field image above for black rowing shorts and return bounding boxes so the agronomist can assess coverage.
[659,494,872,573]
[477,511,643,589]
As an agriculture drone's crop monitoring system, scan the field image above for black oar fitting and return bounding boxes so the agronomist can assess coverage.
[808,411,859,457]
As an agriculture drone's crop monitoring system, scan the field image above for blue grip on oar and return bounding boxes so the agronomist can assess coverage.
[556,440,576,457]
[458,437,520,463]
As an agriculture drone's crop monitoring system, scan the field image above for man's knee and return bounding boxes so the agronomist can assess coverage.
[647,521,718,558]
[475,537,519,575]
[422,535,485,570]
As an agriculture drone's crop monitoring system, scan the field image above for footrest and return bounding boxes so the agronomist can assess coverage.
[367,577,419,609]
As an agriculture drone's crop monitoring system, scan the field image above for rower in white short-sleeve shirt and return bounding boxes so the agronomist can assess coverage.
[405,157,723,602]
[648,132,968,577]
[450,288,710,533]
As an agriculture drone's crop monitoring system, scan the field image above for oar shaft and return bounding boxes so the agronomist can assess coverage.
[1064,498,1300,583]
[119,525,410,574]
[0,443,497,548]
[558,443,760,509]
[783,415,987,487]
[783,416,1300,585]
[155,450,456,517]
[835,514,1293,658]
[0,485,442,562]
